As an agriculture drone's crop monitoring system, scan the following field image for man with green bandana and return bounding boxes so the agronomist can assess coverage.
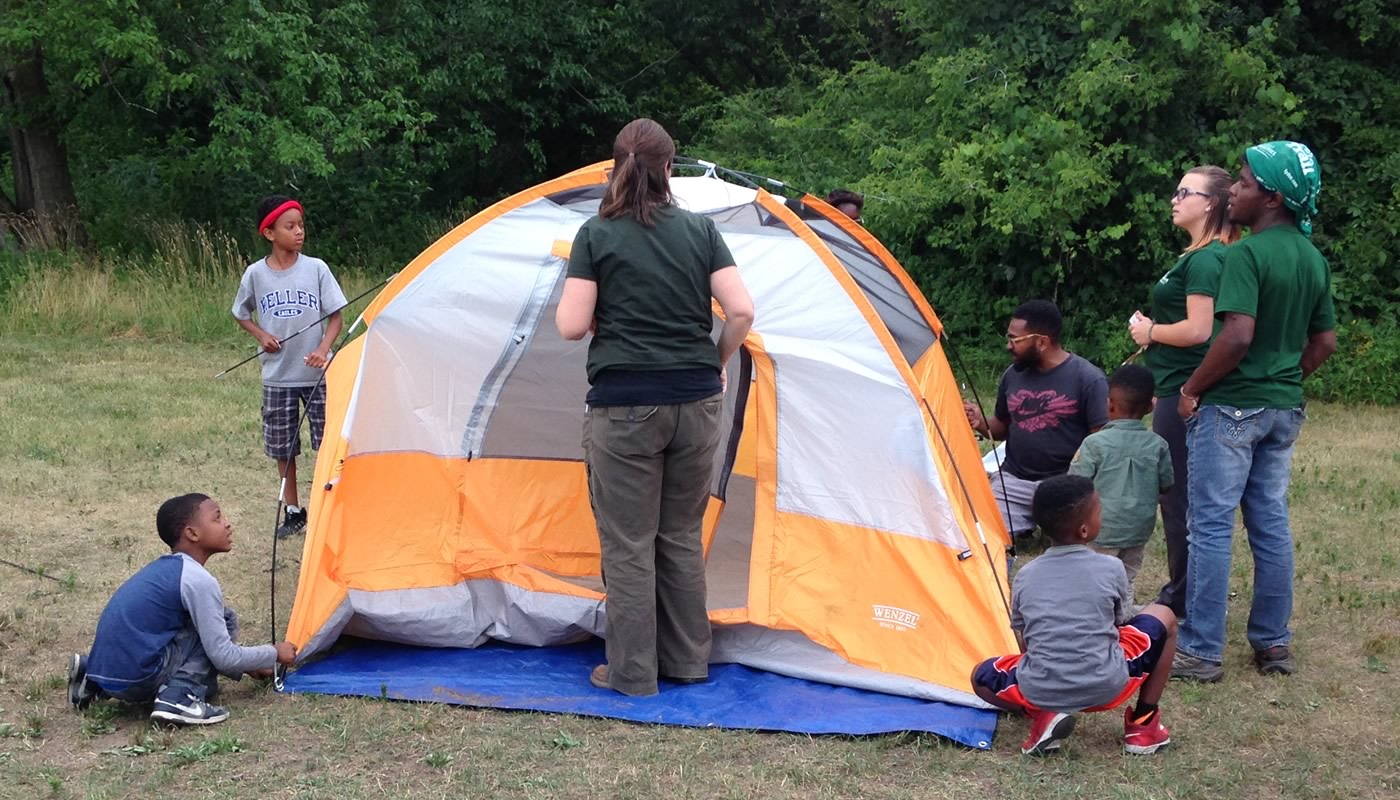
[1171,141,1337,683]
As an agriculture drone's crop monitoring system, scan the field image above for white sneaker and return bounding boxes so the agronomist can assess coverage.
[151,693,229,725]
[67,653,94,711]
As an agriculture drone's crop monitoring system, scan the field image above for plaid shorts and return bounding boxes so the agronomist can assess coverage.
[261,384,326,460]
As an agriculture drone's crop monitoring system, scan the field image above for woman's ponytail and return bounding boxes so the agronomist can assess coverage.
[599,119,676,227]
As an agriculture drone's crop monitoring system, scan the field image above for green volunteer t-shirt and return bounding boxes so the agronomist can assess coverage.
[567,206,736,383]
[1144,241,1225,397]
[1203,226,1336,409]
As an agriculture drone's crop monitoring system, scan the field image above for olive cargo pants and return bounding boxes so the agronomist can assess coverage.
[584,394,723,696]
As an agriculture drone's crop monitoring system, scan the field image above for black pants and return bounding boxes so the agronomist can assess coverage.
[1154,399,1190,616]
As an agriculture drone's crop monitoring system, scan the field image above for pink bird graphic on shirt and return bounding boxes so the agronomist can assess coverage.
[1008,390,1079,433]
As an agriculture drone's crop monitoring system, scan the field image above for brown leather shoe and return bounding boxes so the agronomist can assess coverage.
[589,664,610,689]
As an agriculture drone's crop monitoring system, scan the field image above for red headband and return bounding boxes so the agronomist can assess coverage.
[258,200,304,233]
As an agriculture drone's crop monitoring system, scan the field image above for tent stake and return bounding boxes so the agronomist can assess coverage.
[0,556,64,582]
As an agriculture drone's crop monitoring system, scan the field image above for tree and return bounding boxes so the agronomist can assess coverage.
[2,44,85,243]
[0,0,865,260]
[700,0,1400,352]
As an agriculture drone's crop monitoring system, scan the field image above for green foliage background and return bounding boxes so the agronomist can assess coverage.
[3,0,1397,401]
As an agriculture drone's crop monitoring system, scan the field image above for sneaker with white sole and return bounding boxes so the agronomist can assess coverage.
[275,507,308,540]
[1123,706,1171,755]
[1021,709,1075,756]
[67,653,94,711]
[150,693,229,725]
[1169,651,1224,683]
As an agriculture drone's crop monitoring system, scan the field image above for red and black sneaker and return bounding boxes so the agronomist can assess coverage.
[1020,709,1075,756]
[1123,706,1171,755]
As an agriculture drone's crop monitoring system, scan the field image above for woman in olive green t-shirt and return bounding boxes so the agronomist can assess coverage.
[556,119,755,697]
[1126,166,1238,617]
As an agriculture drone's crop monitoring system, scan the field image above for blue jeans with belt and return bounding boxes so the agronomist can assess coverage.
[1178,405,1305,664]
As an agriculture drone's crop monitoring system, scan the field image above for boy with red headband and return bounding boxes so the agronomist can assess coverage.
[231,196,347,539]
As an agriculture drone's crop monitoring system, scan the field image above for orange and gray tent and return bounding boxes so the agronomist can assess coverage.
[285,163,1016,708]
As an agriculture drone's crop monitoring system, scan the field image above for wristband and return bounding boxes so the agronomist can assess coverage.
[1180,386,1199,408]
[1147,323,1156,343]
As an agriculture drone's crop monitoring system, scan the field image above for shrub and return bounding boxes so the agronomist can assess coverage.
[1305,317,1400,405]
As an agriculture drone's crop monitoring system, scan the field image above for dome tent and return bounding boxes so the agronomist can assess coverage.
[284,161,1015,708]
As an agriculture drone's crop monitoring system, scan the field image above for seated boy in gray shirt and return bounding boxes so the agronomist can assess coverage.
[971,475,1178,756]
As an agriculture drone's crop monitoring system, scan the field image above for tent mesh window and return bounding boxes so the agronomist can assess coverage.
[806,218,937,366]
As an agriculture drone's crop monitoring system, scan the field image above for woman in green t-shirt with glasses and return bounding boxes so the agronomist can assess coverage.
[1127,166,1238,617]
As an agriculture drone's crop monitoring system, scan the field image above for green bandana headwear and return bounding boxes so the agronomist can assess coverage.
[1244,140,1321,236]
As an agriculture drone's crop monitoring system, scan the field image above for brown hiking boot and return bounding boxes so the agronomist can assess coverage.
[1254,645,1296,675]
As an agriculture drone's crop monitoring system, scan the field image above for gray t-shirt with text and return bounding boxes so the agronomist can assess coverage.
[1010,545,1133,711]
[231,255,347,387]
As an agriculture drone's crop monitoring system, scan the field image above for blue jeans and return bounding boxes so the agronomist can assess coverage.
[99,609,237,704]
[1179,405,1304,663]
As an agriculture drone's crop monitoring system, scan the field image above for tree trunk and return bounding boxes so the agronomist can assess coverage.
[0,179,16,215]
[7,124,34,210]
[3,46,87,246]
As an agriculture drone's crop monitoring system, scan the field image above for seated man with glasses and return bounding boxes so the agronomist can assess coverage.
[964,300,1109,537]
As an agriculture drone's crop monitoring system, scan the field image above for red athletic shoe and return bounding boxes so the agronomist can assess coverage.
[1123,707,1171,755]
[1020,710,1075,756]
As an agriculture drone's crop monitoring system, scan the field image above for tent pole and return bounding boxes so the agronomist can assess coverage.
[215,274,394,379]
[267,274,398,688]
[921,396,1013,620]
[946,339,1018,555]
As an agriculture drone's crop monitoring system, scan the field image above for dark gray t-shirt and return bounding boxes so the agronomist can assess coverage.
[994,353,1108,481]
[231,255,347,387]
[1010,545,1133,711]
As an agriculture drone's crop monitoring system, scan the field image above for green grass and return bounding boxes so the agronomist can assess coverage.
[0,225,386,346]
[0,329,1398,797]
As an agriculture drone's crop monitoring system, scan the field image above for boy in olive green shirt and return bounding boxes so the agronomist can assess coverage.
[1068,365,1173,597]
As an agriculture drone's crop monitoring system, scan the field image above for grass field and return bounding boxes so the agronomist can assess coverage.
[2,328,1398,799]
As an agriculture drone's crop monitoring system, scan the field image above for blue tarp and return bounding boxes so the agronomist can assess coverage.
[282,638,997,749]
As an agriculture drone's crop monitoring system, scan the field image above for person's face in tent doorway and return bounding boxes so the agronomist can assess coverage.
[834,202,862,222]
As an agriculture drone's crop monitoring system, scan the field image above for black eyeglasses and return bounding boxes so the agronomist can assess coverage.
[1171,188,1211,202]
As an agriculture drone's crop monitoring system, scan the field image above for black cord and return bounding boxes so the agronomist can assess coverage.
[920,398,1013,619]
[267,283,390,670]
[945,337,1018,555]
[0,557,64,582]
